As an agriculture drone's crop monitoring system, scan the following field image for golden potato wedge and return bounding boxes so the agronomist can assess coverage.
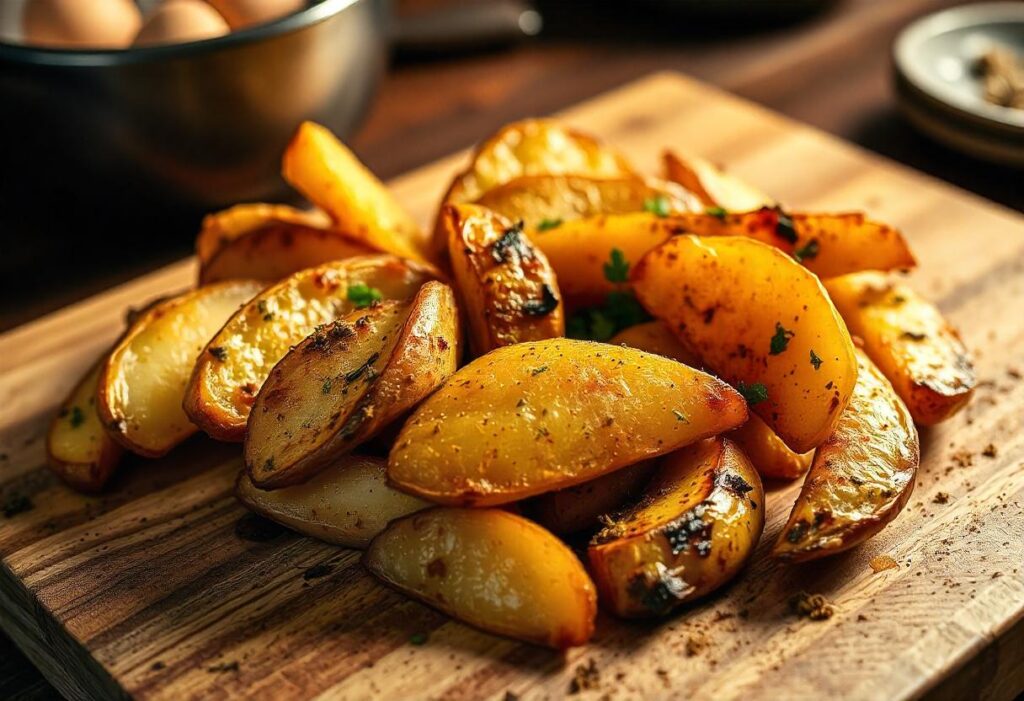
[773,351,919,562]
[524,460,656,535]
[236,455,429,548]
[98,281,264,457]
[663,150,775,211]
[632,235,857,454]
[246,282,460,489]
[388,338,748,506]
[47,359,123,492]
[282,121,428,261]
[824,272,975,425]
[588,438,764,618]
[610,321,700,366]
[195,203,331,264]
[185,255,440,442]
[365,507,597,648]
[445,204,564,354]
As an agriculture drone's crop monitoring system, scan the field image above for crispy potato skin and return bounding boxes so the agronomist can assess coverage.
[388,338,747,506]
[99,281,264,457]
[773,351,919,562]
[246,283,460,489]
[236,455,429,548]
[282,122,428,261]
[364,508,597,648]
[47,359,123,492]
[588,438,765,618]
[445,204,564,355]
[825,273,975,425]
[195,203,331,265]
[632,235,858,454]
[663,150,775,212]
[185,255,440,442]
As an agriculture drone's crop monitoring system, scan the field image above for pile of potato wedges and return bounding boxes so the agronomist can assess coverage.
[47,118,976,649]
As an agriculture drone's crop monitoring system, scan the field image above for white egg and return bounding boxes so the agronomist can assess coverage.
[22,0,142,49]
[206,0,305,30]
[134,0,230,47]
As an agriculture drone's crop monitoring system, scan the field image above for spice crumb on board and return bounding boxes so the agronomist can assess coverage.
[302,563,334,580]
[685,633,710,657]
[951,450,974,468]
[569,659,600,694]
[982,444,998,458]
[207,661,240,673]
[789,592,834,621]
[933,492,951,505]
[504,692,519,701]
[869,555,899,573]
[2,493,33,518]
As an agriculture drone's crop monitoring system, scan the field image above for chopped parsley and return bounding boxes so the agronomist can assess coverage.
[810,349,823,370]
[531,365,549,376]
[643,195,671,218]
[793,238,819,263]
[409,632,429,646]
[208,346,228,361]
[321,378,333,394]
[69,406,85,428]
[705,205,728,220]
[773,207,798,243]
[603,248,630,283]
[672,409,689,423]
[347,283,382,309]
[769,323,794,355]
[737,381,769,405]
[536,217,563,232]
[257,300,274,321]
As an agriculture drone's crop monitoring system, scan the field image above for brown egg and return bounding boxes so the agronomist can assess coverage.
[22,0,142,49]
[206,0,305,30]
[134,0,230,47]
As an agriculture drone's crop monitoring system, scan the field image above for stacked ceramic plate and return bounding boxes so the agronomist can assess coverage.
[893,2,1024,167]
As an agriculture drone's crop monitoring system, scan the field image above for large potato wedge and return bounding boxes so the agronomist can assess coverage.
[663,150,775,211]
[47,359,123,492]
[282,122,428,261]
[236,455,429,548]
[246,282,460,489]
[98,281,263,457]
[195,203,331,265]
[773,351,919,562]
[632,235,858,453]
[185,255,440,442]
[610,322,811,480]
[824,272,975,425]
[445,204,564,354]
[364,508,597,648]
[588,438,764,618]
[388,338,748,506]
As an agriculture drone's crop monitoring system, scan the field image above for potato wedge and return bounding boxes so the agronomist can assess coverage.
[588,438,764,618]
[98,280,264,457]
[609,321,700,366]
[388,338,747,506]
[236,455,429,548]
[445,204,564,354]
[524,460,656,535]
[47,359,123,492]
[246,282,460,489]
[185,255,440,442]
[773,351,919,562]
[365,508,597,648]
[282,121,428,261]
[195,203,331,265]
[824,272,975,425]
[663,150,775,211]
[632,235,857,453]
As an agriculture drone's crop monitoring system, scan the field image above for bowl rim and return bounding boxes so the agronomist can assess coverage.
[0,0,364,66]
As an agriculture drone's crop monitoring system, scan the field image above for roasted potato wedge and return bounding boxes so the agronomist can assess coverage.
[524,460,656,535]
[195,203,331,265]
[588,438,764,618]
[388,338,748,506]
[445,204,564,354]
[824,272,975,425]
[237,455,429,548]
[773,351,919,562]
[632,235,858,453]
[663,150,775,211]
[282,121,428,261]
[185,255,440,442]
[246,282,460,489]
[98,281,263,457]
[610,321,701,366]
[47,359,123,492]
[365,508,597,648]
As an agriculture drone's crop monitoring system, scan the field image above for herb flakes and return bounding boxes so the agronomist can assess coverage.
[347,283,383,309]
[769,322,794,355]
[536,218,563,232]
[603,248,630,283]
[643,195,671,218]
[809,349,823,370]
[736,381,769,405]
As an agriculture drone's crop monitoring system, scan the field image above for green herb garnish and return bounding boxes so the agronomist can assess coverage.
[705,205,728,220]
[810,350,823,370]
[321,378,333,394]
[69,406,85,429]
[793,238,819,263]
[603,248,630,283]
[737,381,769,405]
[531,365,549,376]
[409,632,429,646]
[773,207,798,243]
[643,195,671,218]
[347,283,382,309]
[672,409,689,423]
[536,218,563,232]
[769,323,794,355]
[208,346,228,361]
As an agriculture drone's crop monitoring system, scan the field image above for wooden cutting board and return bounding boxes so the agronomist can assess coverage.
[1,72,1023,701]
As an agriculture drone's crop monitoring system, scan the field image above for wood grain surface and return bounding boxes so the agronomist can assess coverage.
[1,73,1023,701]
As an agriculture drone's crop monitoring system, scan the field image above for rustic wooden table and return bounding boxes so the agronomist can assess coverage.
[1,0,1019,697]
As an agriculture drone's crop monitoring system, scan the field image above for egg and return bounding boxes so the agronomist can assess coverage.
[134,0,230,47]
[22,0,142,49]
[206,0,305,30]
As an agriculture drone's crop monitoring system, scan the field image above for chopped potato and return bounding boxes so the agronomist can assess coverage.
[195,203,331,265]
[663,150,775,211]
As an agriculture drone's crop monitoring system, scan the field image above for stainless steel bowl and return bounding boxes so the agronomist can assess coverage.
[0,0,388,212]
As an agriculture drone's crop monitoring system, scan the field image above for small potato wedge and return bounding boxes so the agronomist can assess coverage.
[246,282,460,489]
[824,272,975,425]
[282,122,428,261]
[365,508,597,648]
[185,255,440,442]
[610,321,700,366]
[195,203,331,265]
[773,351,919,562]
[99,280,264,457]
[388,338,748,506]
[524,460,656,535]
[632,235,858,454]
[47,359,123,492]
[445,204,564,354]
[588,438,765,618]
[663,150,775,211]
[236,455,429,548]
